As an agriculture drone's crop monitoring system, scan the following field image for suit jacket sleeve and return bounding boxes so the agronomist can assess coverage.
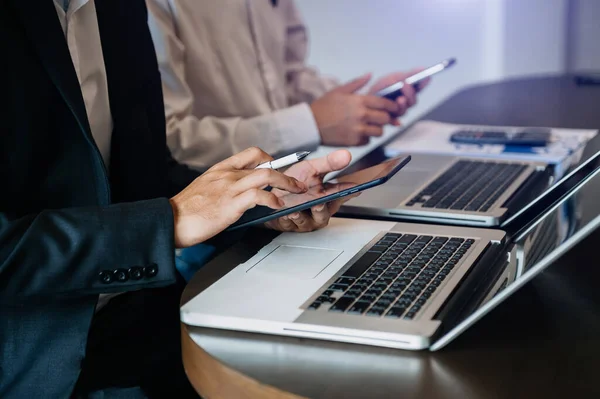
[0,198,178,300]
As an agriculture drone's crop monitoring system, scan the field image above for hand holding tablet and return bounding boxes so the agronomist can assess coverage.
[228,155,412,230]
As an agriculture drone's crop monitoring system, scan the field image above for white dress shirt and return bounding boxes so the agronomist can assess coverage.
[53,0,114,309]
[147,0,338,170]
[53,0,112,168]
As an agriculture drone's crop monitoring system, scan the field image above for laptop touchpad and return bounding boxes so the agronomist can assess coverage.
[248,245,343,279]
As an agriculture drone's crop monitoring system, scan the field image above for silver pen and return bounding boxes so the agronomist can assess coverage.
[255,151,311,170]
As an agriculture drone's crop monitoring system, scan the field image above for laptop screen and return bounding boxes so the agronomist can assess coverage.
[432,150,600,350]
[513,153,600,273]
[501,150,600,239]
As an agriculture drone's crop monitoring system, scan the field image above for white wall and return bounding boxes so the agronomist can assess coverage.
[502,0,568,78]
[570,0,600,71]
[296,0,570,125]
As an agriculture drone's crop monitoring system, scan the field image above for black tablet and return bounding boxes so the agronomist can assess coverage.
[227,155,411,231]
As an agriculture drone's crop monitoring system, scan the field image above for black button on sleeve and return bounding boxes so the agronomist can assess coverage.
[129,266,143,280]
[144,263,158,278]
[113,268,129,283]
[99,270,113,284]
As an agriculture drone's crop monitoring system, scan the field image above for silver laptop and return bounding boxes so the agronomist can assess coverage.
[181,151,600,351]
[337,153,551,227]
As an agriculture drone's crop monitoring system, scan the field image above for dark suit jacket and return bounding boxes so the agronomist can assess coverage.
[0,0,200,397]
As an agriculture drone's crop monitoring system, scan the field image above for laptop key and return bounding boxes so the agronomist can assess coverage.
[347,301,371,314]
[329,296,355,312]
[318,296,335,304]
[425,286,437,294]
[346,288,363,297]
[415,235,433,243]
[374,298,393,308]
[328,284,347,292]
[366,307,385,316]
[394,235,414,245]
[335,276,355,285]
[380,278,395,286]
[385,307,407,318]
[386,249,402,257]
[352,282,370,291]
[370,245,389,253]
[384,233,402,240]
[403,312,416,320]
[340,251,382,279]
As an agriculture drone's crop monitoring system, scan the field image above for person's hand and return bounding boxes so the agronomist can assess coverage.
[368,68,431,121]
[169,147,307,248]
[264,150,353,233]
[310,74,401,146]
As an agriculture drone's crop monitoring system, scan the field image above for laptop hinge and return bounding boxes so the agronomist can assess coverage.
[502,167,552,215]
[432,241,507,336]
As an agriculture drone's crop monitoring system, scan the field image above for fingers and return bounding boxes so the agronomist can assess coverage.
[360,124,384,137]
[271,214,298,232]
[283,149,352,187]
[349,133,371,146]
[306,150,352,176]
[286,211,315,231]
[334,73,372,94]
[284,203,330,232]
[365,109,393,125]
[323,198,344,216]
[412,76,431,93]
[232,168,307,195]
[310,202,332,226]
[235,188,285,211]
[400,82,417,108]
[347,124,383,146]
[395,96,409,117]
[211,146,273,171]
[287,199,343,232]
[362,95,401,114]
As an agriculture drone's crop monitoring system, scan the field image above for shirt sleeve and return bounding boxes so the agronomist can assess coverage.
[146,0,321,171]
[283,0,339,106]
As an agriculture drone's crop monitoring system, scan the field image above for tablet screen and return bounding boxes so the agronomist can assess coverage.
[228,156,411,230]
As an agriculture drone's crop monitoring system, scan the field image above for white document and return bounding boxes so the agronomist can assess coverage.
[384,120,597,178]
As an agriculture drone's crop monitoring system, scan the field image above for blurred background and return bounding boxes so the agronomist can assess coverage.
[298,0,600,126]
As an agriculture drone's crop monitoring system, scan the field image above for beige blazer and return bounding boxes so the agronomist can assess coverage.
[147,0,338,169]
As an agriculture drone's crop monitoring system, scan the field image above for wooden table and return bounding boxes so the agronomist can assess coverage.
[181,75,600,399]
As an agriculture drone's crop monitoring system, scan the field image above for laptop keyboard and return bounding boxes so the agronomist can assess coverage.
[308,233,474,320]
[405,160,527,212]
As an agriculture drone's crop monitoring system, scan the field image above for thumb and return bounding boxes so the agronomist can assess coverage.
[334,73,372,94]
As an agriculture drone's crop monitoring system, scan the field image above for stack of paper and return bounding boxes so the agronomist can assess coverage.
[384,120,598,178]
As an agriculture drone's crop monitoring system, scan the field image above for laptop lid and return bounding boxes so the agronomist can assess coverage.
[430,152,600,350]
[501,150,600,238]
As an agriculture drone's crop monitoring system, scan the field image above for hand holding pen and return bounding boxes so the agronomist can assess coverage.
[255,151,311,170]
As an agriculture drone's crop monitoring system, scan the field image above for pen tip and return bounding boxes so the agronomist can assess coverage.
[298,151,311,159]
